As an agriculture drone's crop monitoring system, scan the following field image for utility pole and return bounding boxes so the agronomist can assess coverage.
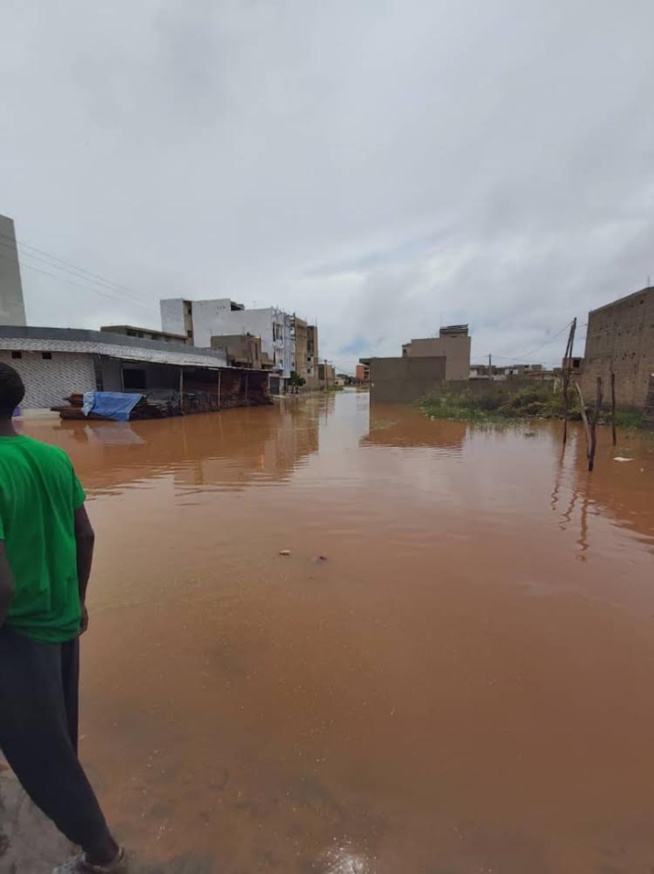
[488,353,492,379]
[562,318,577,447]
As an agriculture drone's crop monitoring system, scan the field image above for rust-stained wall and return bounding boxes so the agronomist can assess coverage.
[370,356,446,403]
[580,287,654,408]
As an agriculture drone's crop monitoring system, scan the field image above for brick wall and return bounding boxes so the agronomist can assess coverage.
[580,287,654,408]
[0,351,97,410]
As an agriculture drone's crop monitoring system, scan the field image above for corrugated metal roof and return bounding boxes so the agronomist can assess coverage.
[0,336,227,369]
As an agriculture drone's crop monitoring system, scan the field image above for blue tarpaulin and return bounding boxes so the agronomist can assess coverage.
[82,392,143,423]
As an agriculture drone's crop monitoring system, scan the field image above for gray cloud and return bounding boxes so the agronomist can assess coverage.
[2,0,653,370]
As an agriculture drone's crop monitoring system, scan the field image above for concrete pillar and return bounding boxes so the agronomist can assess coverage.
[0,215,27,326]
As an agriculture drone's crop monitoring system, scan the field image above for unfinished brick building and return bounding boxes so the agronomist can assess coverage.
[579,286,654,409]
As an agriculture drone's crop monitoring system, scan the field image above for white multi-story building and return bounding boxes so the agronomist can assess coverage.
[161,298,296,379]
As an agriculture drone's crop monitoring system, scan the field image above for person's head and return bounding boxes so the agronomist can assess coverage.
[0,362,25,419]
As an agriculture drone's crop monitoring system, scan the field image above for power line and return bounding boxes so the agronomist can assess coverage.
[0,231,148,308]
[490,319,575,363]
[0,252,151,311]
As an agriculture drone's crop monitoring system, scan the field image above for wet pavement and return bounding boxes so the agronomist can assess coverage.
[3,390,654,873]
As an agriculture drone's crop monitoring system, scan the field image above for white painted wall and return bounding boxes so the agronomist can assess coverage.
[204,307,296,377]
[160,299,186,337]
[161,297,296,377]
[190,299,239,348]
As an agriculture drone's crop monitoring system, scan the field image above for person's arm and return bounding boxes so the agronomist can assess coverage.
[0,542,15,626]
[74,505,95,633]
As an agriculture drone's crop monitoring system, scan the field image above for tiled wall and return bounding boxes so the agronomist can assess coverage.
[0,351,96,409]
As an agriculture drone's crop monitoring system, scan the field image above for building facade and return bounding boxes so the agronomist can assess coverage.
[306,325,318,384]
[0,215,27,326]
[0,326,228,409]
[161,298,302,380]
[402,325,471,381]
[579,286,654,408]
[293,317,309,381]
[160,298,245,347]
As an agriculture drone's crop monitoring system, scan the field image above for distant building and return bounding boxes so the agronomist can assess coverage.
[160,298,245,346]
[101,325,189,345]
[402,325,471,381]
[211,333,262,370]
[161,298,301,380]
[0,215,27,326]
[356,361,370,383]
[292,316,309,381]
[577,286,654,408]
[306,325,319,384]
[317,362,336,385]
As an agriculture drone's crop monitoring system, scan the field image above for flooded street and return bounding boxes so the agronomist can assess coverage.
[14,392,654,872]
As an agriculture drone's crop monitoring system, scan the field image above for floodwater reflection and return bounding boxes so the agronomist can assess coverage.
[8,391,654,873]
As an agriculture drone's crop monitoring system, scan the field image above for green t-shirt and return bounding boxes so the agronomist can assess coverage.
[0,435,86,643]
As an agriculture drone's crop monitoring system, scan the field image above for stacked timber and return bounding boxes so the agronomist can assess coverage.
[52,375,272,422]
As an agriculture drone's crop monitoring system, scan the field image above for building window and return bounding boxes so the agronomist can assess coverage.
[42,352,53,360]
[123,368,147,390]
[11,351,21,359]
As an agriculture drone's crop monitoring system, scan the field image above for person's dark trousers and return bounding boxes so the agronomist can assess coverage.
[0,625,113,856]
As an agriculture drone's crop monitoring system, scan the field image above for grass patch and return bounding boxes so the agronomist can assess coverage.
[420,384,579,423]
[420,384,650,429]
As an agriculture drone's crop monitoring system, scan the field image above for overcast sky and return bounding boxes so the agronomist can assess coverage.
[2,0,653,370]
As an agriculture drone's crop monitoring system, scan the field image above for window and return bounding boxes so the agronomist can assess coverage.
[11,351,21,359]
[123,368,147,390]
[42,352,52,360]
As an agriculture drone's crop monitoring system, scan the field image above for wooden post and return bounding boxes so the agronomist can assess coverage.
[562,318,577,446]
[588,376,603,473]
[574,381,591,458]
[218,369,222,409]
[611,371,617,447]
[179,367,184,415]
[245,371,249,403]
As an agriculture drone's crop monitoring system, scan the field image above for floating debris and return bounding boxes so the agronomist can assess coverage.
[279,549,291,556]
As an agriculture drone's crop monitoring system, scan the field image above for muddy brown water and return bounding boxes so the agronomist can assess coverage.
[9,391,654,873]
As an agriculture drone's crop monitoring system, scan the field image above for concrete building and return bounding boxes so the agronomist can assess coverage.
[402,325,471,381]
[0,215,27,326]
[317,362,336,386]
[356,361,371,384]
[160,298,245,346]
[293,316,309,381]
[307,325,319,384]
[161,298,297,379]
[0,326,228,410]
[578,286,654,408]
[211,333,262,370]
[101,324,189,344]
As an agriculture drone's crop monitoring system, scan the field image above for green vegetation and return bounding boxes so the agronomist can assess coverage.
[289,371,306,389]
[420,384,645,428]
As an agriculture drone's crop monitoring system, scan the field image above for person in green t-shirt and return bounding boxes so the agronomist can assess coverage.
[0,363,126,874]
